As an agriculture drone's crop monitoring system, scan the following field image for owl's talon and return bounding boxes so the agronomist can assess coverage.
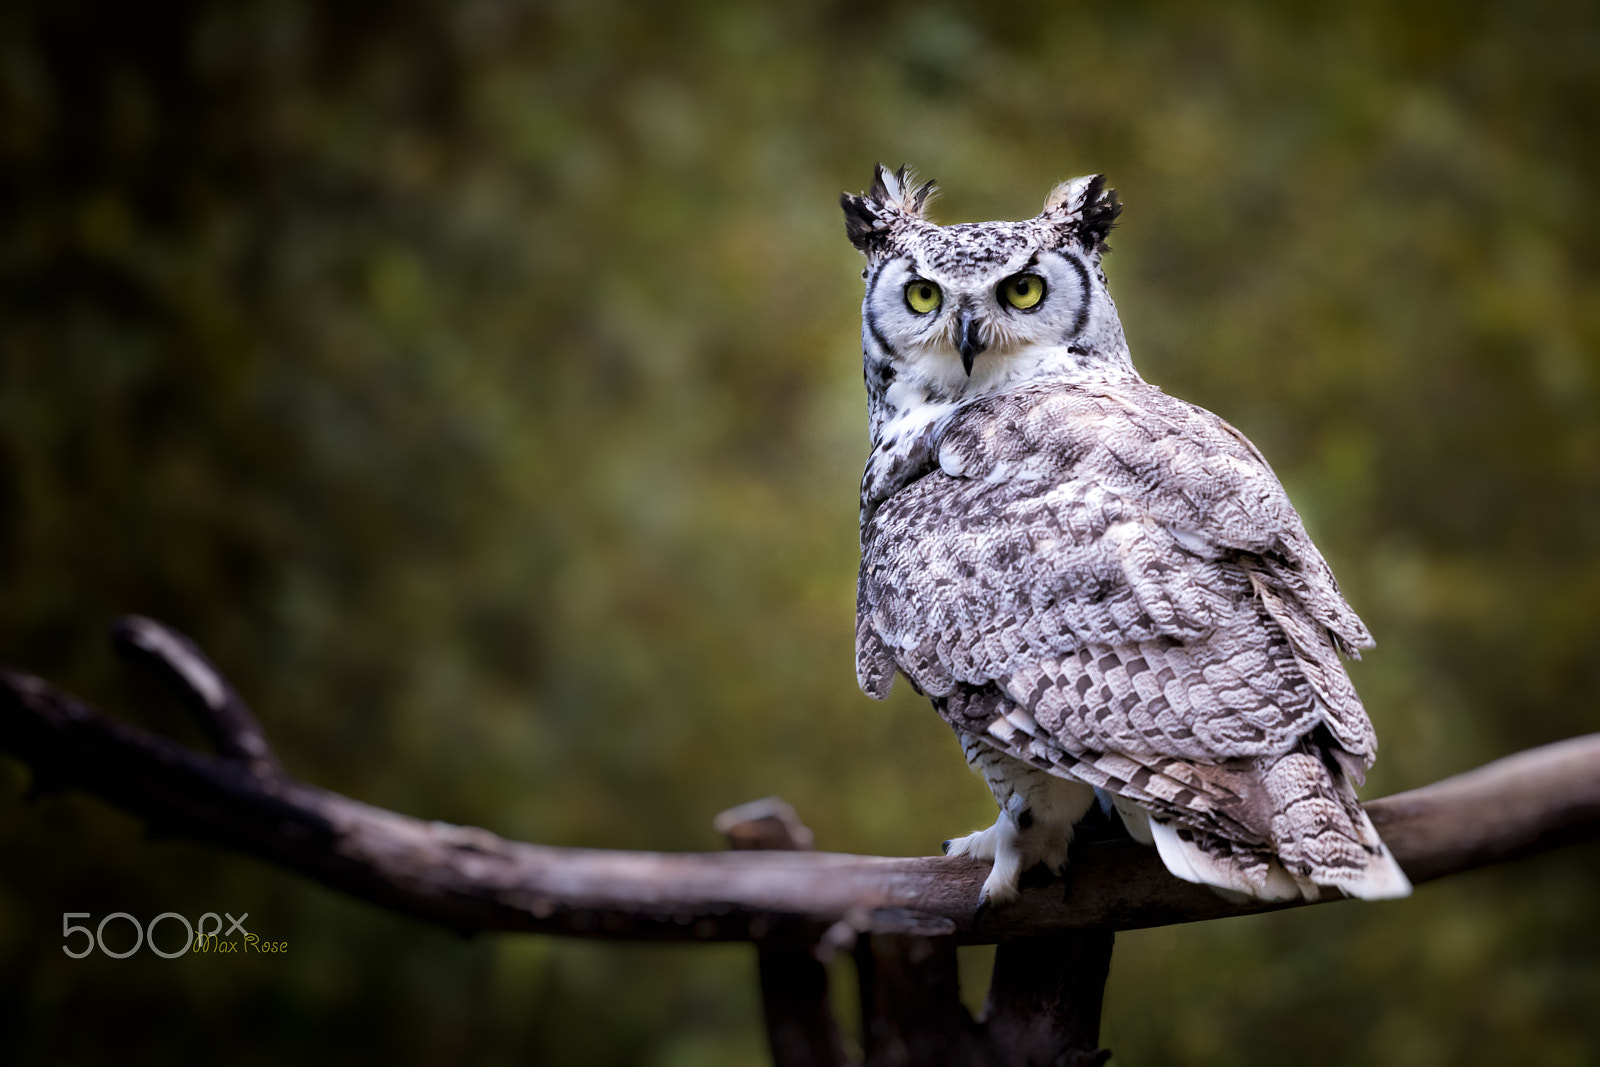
[945,765,1096,906]
[943,823,1003,862]
[941,840,952,855]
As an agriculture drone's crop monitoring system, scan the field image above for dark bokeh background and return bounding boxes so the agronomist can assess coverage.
[2,1,1597,1063]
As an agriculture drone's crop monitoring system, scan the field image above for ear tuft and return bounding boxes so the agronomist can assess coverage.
[1041,174,1122,254]
[842,163,937,257]
[879,164,938,216]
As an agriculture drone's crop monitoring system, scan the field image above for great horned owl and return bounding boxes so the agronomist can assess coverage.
[842,165,1411,907]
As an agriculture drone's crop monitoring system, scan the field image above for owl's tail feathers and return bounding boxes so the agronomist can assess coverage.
[1328,809,1412,900]
[1145,814,1410,903]
[1147,817,1310,902]
[1104,788,1309,900]
[1134,748,1413,903]
[1258,745,1414,901]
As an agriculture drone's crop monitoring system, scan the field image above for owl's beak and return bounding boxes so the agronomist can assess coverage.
[958,311,986,375]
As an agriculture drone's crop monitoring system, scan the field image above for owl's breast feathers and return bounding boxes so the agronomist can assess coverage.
[857,376,1380,788]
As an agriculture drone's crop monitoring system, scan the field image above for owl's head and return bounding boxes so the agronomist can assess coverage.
[842,166,1133,434]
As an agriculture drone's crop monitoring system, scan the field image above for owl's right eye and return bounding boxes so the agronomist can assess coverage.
[904,280,943,315]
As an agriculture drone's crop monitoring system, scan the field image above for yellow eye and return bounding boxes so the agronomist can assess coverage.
[1000,273,1046,310]
[904,280,942,314]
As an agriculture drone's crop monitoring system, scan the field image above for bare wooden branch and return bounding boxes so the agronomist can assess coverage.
[1366,737,1600,882]
[110,615,282,780]
[980,931,1114,1067]
[5,630,1598,1067]
[1,662,1597,947]
[855,933,982,1067]
[719,798,849,1067]
[716,796,817,853]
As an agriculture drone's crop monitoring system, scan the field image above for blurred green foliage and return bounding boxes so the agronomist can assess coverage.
[1,0,1597,1063]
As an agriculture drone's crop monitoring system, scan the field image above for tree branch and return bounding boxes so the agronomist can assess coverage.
[980,930,1114,1067]
[855,932,982,1066]
[110,615,282,780]
[719,797,850,1067]
[1,649,1596,947]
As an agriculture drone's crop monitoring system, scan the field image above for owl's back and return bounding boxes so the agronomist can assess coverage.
[856,375,1409,900]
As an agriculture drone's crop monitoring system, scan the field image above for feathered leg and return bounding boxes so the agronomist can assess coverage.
[945,734,1097,906]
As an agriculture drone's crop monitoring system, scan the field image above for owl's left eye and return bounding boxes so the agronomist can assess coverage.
[904,280,943,315]
[1000,273,1047,311]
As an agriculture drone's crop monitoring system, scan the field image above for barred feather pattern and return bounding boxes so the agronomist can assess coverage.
[858,375,1403,898]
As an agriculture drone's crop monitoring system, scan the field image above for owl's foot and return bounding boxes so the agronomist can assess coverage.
[944,795,1075,907]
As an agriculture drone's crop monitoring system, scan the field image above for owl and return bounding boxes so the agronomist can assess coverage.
[842,165,1411,907]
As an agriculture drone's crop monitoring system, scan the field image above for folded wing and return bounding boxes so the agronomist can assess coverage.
[857,379,1406,899]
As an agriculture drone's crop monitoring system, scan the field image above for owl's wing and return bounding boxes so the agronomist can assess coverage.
[857,379,1376,766]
